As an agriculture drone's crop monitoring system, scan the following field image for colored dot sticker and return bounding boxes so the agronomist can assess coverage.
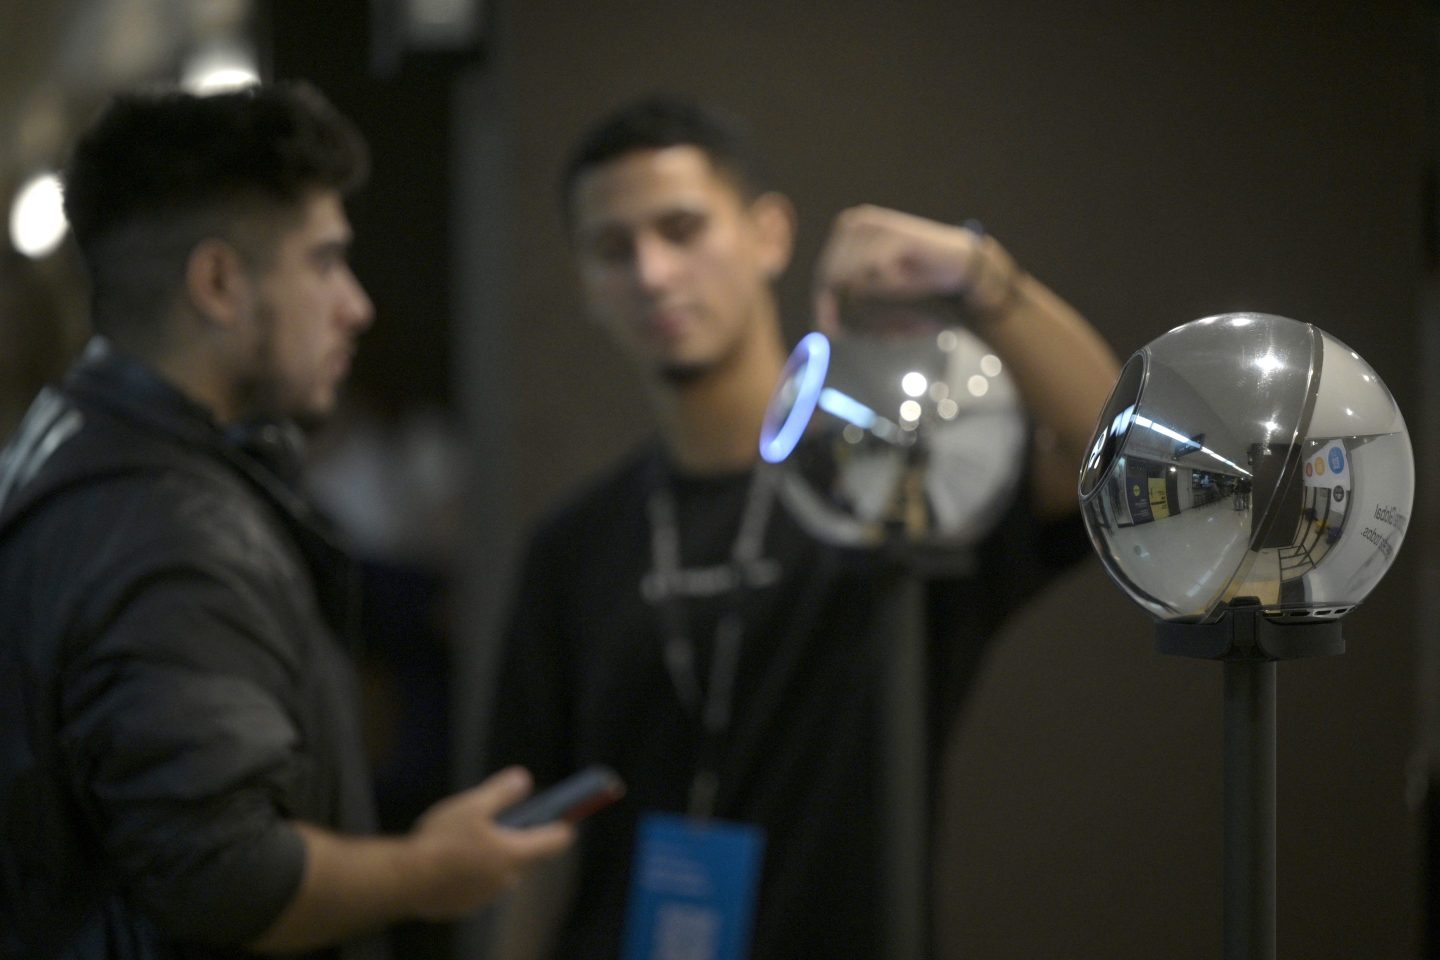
[1328,446,1346,474]
[1333,486,1346,503]
[1314,458,1326,476]
[1304,462,1313,478]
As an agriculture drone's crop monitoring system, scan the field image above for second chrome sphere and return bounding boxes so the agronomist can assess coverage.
[760,325,1025,549]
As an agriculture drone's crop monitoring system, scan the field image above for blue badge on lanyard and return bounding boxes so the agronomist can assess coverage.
[621,812,766,960]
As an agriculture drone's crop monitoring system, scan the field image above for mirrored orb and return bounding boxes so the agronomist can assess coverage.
[760,325,1025,549]
[1079,312,1413,623]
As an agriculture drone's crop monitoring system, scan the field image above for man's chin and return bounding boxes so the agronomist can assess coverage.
[283,393,338,431]
[288,409,330,432]
[657,361,714,386]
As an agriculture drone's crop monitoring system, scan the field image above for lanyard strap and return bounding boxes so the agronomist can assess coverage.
[645,464,778,816]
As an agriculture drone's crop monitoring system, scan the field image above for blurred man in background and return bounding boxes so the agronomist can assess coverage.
[0,81,571,960]
[483,95,1119,959]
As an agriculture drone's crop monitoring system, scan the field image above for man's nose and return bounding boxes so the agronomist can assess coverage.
[632,235,681,292]
[341,268,375,331]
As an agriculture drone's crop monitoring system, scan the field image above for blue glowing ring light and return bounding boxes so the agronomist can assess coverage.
[760,331,831,464]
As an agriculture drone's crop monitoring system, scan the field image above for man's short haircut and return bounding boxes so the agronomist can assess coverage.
[560,95,771,221]
[62,81,368,345]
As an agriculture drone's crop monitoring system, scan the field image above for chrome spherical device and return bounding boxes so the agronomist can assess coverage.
[1079,311,1412,630]
[758,315,1027,959]
[1079,311,1413,960]
[759,324,1025,552]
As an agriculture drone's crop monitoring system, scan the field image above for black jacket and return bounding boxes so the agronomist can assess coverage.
[0,343,382,960]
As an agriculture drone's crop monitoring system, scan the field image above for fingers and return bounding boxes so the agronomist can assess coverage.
[813,205,887,301]
[465,767,574,861]
[502,820,576,862]
[813,204,975,313]
[471,766,534,817]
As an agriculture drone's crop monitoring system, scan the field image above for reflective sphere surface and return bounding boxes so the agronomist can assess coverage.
[761,325,1025,548]
[1079,312,1413,622]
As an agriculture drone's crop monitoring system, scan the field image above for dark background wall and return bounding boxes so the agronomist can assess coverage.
[270,2,1430,957]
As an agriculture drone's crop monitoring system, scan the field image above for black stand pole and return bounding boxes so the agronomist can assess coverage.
[1223,658,1275,960]
[1155,598,1343,960]
[879,570,928,960]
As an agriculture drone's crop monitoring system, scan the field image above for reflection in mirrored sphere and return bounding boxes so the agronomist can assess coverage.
[1079,312,1413,623]
[760,325,1025,548]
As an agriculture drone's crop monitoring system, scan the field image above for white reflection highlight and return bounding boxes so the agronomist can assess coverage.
[182,44,261,95]
[818,387,876,429]
[1133,414,1252,477]
[980,354,1003,377]
[1254,352,1284,374]
[966,374,989,397]
[901,372,928,397]
[899,400,922,422]
[9,172,67,259]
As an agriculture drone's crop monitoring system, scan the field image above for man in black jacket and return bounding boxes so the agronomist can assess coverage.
[0,82,571,960]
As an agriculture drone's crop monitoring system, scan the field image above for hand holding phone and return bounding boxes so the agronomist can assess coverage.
[496,765,626,828]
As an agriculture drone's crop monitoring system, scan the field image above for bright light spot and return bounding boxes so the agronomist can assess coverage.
[936,330,959,351]
[966,374,989,397]
[761,332,831,464]
[1344,407,1354,417]
[928,381,949,401]
[937,398,959,419]
[1170,466,1177,473]
[980,354,1002,377]
[842,424,864,444]
[818,387,876,429]
[1254,352,1284,374]
[1229,317,1254,327]
[1262,420,1280,434]
[1135,414,1251,476]
[9,172,67,259]
[901,372,928,397]
[193,68,260,94]
[182,45,260,95]
[899,400,922,422]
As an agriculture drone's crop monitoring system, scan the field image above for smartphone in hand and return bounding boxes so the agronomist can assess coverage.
[497,765,626,828]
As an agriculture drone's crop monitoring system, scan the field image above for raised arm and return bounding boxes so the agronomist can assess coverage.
[814,204,1121,518]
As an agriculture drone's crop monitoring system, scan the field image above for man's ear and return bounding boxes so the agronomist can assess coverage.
[749,191,797,281]
[184,238,252,328]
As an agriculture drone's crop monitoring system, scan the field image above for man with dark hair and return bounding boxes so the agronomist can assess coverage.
[0,82,572,960]
[483,95,1120,958]
[559,97,772,215]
